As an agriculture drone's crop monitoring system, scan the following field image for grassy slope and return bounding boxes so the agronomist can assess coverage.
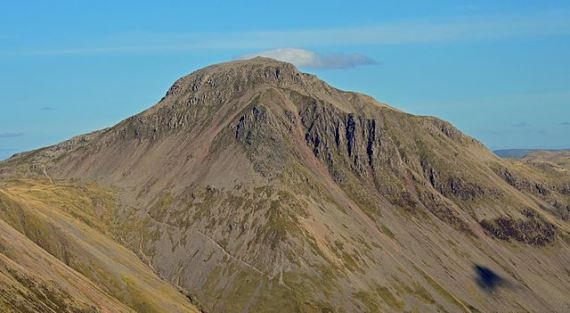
[0,179,199,313]
[522,150,570,171]
[0,217,134,313]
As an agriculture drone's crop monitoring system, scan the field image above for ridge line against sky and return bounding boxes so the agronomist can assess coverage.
[2,9,570,56]
[0,1,569,160]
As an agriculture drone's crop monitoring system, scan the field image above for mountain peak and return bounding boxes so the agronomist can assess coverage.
[213,56,298,69]
[164,57,304,97]
[1,57,570,313]
[143,57,354,128]
[204,56,300,75]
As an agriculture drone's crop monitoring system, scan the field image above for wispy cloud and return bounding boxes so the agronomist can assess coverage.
[2,9,569,56]
[0,132,23,138]
[236,48,376,69]
[512,122,531,128]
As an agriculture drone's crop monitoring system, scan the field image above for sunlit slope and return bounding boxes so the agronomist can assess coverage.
[0,179,199,313]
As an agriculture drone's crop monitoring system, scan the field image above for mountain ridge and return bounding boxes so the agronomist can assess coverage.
[1,57,569,313]
[494,148,570,159]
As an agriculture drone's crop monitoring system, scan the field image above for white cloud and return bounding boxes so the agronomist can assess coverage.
[236,48,376,69]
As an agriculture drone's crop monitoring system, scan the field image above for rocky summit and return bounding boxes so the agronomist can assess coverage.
[1,57,569,313]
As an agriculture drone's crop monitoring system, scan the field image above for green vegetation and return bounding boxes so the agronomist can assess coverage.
[414,265,469,313]
[354,290,382,313]
[380,224,395,239]
[374,285,404,310]
[0,179,198,313]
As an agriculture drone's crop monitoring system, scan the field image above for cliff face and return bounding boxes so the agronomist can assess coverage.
[1,58,569,313]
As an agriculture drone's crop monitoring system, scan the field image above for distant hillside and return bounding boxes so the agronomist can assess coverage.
[494,148,570,159]
[521,150,570,172]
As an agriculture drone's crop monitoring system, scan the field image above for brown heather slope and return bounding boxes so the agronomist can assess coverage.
[1,57,569,312]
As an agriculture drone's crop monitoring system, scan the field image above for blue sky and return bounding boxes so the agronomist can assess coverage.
[1,1,569,160]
